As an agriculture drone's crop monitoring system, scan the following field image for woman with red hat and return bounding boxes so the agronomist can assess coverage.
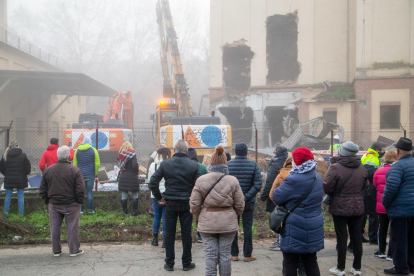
[273,147,324,276]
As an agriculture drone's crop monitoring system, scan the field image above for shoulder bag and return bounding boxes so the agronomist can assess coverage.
[269,175,318,234]
[201,175,226,206]
[323,167,356,205]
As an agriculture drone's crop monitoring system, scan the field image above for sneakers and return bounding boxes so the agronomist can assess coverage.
[384,267,409,275]
[243,255,257,262]
[53,251,62,257]
[350,268,362,275]
[88,210,95,214]
[269,241,281,251]
[330,267,345,276]
[164,264,174,271]
[70,250,84,257]
[374,250,387,258]
[182,263,196,271]
[197,235,203,243]
[386,256,393,261]
[231,256,239,261]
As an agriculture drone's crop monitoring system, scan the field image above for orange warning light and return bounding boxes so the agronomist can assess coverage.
[160,100,166,106]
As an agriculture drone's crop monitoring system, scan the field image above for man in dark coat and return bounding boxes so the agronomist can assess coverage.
[39,146,86,257]
[149,139,201,271]
[261,146,288,251]
[228,142,262,262]
[383,138,414,275]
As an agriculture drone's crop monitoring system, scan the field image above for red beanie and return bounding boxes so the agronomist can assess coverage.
[292,147,314,166]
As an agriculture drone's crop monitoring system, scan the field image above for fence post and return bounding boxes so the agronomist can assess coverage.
[5,121,13,149]
[404,130,407,138]
[254,122,258,163]
[330,129,334,158]
[96,119,99,149]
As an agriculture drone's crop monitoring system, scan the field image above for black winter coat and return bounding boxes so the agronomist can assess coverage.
[261,155,287,212]
[118,155,139,192]
[149,152,201,201]
[0,148,31,190]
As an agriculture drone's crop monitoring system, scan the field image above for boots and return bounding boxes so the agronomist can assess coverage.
[161,237,166,248]
[132,198,138,216]
[151,234,159,246]
[121,199,128,215]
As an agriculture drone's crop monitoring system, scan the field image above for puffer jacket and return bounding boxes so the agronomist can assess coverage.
[148,156,166,198]
[0,148,31,189]
[39,144,74,172]
[273,169,324,254]
[383,154,414,218]
[373,164,392,214]
[323,156,368,217]
[73,144,100,176]
[118,155,139,192]
[190,171,245,233]
[261,152,288,212]
[269,157,292,205]
[227,156,262,202]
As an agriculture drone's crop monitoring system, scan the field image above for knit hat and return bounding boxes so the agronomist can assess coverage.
[395,137,413,151]
[292,147,314,166]
[211,145,227,165]
[338,141,359,156]
[275,146,287,156]
[83,137,92,145]
[235,142,248,156]
[225,152,231,161]
[187,148,198,162]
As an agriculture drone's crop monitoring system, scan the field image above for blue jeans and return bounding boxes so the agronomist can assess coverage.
[81,175,95,212]
[152,198,166,234]
[121,191,138,200]
[4,189,24,215]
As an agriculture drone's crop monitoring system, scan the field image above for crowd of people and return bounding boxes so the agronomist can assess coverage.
[1,135,414,276]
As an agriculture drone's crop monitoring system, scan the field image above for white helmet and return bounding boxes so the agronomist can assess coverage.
[334,135,340,140]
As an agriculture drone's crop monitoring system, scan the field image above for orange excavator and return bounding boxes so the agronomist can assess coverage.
[63,91,134,161]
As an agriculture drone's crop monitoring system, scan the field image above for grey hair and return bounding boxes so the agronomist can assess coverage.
[175,139,188,154]
[57,146,71,161]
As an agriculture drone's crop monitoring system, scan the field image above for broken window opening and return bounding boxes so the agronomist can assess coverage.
[380,104,400,129]
[265,106,298,145]
[266,12,300,83]
[222,40,254,99]
[218,106,254,144]
[323,111,337,124]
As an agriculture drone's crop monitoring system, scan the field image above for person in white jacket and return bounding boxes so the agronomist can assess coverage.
[148,147,171,248]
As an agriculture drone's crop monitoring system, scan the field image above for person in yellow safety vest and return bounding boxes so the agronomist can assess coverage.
[359,142,386,244]
[329,135,341,151]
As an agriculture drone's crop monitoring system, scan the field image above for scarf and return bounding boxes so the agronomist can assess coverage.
[289,159,317,176]
[208,164,229,175]
[118,149,136,172]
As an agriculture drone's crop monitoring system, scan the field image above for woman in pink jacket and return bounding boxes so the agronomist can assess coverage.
[373,151,397,260]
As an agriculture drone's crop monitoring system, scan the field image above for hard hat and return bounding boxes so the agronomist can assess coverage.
[334,135,340,140]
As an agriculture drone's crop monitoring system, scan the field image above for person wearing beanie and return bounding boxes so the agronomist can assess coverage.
[324,142,368,276]
[261,146,288,251]
[228,142,262,262]
[273,147,324,275]
[190,145,245,276]
[39,138,74,172]
[382,138,414,275]
[187,147,208,243]
[73,136,100,214]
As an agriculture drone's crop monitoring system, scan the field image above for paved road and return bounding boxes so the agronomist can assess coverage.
[0,239,396,276]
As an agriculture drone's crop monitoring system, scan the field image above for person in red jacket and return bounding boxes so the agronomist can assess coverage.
[373,151,397,260]
[39,138,74,172]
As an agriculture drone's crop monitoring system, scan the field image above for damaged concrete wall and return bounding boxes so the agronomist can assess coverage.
[266,12,300,84]
[222,40,255,99]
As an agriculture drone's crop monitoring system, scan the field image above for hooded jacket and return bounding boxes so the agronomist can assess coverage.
[187,148,208,175]
[361,148,380,183]
[73,144,100,176]
[269,157,292,205]
[373,164,392,214]
[148,156,166,198]
[118,155,139,192]
[190,171,245,233]
[383,154,414,218]
[323,156,368,217]
[227,156,262,202]
[0,148,31,189]
[261,151,288,212]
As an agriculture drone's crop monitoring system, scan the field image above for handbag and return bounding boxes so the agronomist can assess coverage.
[201,175,226,206]
[323,168,356,205]
[269,175,318,234]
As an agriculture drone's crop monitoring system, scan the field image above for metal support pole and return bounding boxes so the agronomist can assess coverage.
[96,119,99,149]
[181,125,184,139]
[6,120,13,149]
[254,122,258,163]
[331,129,334,158]
[404,130,407,138]
[95,178,98,192]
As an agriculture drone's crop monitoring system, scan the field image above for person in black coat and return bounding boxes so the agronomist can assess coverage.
[117,142,139,216]
[0,141,31,215]
[261,146,288,251]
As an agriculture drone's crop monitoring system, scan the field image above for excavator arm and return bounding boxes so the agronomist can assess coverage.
[156,0,193,117]
[105,91,134,130]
